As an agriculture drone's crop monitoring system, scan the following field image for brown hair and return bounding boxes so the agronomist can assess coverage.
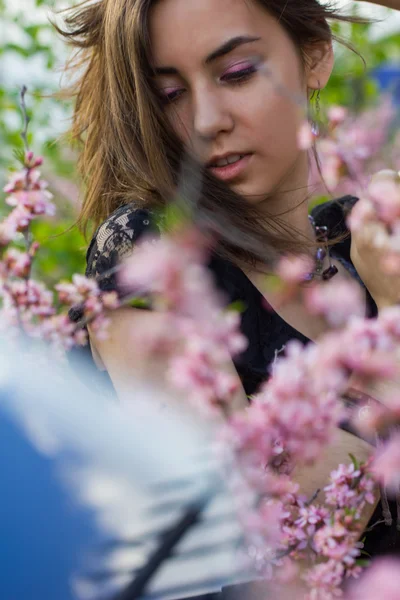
[52,0,371,269]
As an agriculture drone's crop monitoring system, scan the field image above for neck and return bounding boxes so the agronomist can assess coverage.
[258,154,315,248]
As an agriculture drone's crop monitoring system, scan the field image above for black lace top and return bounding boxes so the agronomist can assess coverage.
[69,195,400,558]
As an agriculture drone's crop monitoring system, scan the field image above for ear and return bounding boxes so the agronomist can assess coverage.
[304,40,334,91]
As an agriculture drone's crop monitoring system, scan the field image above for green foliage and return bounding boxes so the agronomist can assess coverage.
[325,11,400,111]
[29,218,86,286]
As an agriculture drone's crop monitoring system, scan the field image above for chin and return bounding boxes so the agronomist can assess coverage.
[232,183,272,205]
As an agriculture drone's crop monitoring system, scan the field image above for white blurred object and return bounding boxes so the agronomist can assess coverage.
[0,340,256,600]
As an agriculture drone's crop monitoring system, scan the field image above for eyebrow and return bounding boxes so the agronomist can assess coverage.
[153,35,262,76]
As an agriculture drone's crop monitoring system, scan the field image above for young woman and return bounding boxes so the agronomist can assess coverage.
[61,0,400,568]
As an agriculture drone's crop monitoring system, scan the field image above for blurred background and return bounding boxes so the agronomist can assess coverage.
[0,0,399,286]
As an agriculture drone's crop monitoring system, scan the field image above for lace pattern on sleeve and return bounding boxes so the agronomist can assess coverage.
[68,205,156,324]
[85,205,157,293]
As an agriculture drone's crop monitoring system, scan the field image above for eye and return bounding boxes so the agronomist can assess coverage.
[220,63,258,85]
[159,87,185,104]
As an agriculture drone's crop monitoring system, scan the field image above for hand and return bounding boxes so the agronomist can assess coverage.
[350,171,400,311]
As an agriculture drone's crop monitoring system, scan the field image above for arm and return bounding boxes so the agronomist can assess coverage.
[89,306,378,530]
[88,306,249,417]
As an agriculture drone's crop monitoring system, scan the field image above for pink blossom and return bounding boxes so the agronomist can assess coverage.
[6,189,55,217]
[38,313,90,350]
[242,498,286,548]
[0,218,18,246]
[372,432,400,493]
[297,121,315,150]
[87,313,111,341]
[1,206,33,240]
[346,197,375,232]
[304,279,365,328]
[3,248,31,278]
[303,560,345,600]
[313,520,362,564]
[316,139,345,190]
[313,97,394,195]
[344,558,400,600]
[5,279,55,316]
[119,229,212,315]
[277,254,315,284]
[56,275,102,306]
[328,106,348,126]
[5,167,55,217]
[368,174,400,225]
[119,228,247,412]
[168,346,241,415]
[324,462,375,510]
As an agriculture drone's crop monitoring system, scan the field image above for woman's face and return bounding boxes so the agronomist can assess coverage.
[149,0,332,204]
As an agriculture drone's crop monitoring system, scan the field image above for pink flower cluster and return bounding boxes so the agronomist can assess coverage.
[372,432,400,493]
[274,256,365,329]
[348,170,400,276]
[233,457,374,598]
[344,557,400,600]
[219,299,400,596]
[119,229,248,414]
[313,98,395,194]
[304,278,365,328]
[0,152,55,245]
[227,338,344,469]
[0,151,120,354]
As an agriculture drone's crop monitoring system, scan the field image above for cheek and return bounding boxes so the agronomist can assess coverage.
[165,105,193,147]
[241,83,301,161]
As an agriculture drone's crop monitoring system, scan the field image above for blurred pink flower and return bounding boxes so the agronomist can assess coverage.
[5,167,55,217]
[345,557,400,600]
[297,121,315,150]
[3,248,32,278]
[346,198,375,232]
[372,432,400,493]
[324,462,375,510]
[303,560,345,600]
[368,176,400,224]
[328,105,348,126]
[305,279,365,328]
[277,254,315,284]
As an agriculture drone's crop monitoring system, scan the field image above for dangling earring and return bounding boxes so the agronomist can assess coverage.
[311,87,321,137]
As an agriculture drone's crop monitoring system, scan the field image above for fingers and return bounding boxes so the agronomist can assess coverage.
[352,218,390,252]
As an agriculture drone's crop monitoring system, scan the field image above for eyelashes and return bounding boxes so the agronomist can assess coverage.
[159,63,258,105]
[221,63,257,83]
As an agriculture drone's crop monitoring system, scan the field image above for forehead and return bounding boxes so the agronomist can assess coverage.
[149,0,277,65]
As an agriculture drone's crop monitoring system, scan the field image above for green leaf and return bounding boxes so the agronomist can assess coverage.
[355,559,370,568]
[349,453,359,470]
[12,149,26,166]
[160,200,191,233]
[127,297,151,309]
[226,300,247,314]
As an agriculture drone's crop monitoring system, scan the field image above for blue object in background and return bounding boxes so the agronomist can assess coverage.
[0,406,98,600]
[371,62,400,106]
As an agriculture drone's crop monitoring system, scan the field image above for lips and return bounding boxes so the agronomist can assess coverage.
[207,153,252,182]
[208,153,245,168]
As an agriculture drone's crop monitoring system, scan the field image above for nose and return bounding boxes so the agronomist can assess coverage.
[192,85,234,142]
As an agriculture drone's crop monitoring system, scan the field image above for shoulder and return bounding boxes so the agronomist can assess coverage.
[311,195,378,318]
[85,203,160,290]
[310,194,357,268]
[310,194,358,236]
